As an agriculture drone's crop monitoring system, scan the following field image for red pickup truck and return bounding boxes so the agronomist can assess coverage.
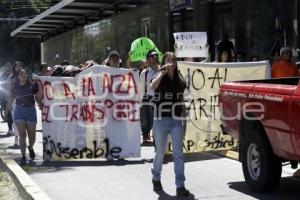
[219,77,300,192]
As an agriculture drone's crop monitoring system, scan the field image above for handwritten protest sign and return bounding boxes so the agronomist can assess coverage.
[130,37,162,62]
[170,61,271,153]
[39,66,141,161]
[174,32,208,58]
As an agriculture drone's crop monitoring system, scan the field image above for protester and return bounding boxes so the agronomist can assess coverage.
[62,65,81,77]
[7,61,24,146]
[62,60,70,66]
[250,55,260,61]
[5,68,42,164]
[0,62,13,135]
[139,49,160,143]
[150,52,190,197]
[217,33,235,61]
[131,60,147,73]
[235,51,246,62]
[217,49,232,62]
[271,50,280,64]
[48,65,65,76]
[105,50,122,68]
[84,60,96,68]
[271,47,299,78]
[38,63,49,76]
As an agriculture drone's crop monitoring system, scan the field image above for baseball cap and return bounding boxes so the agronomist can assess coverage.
[108,50,122,63]
[108,50,120,58]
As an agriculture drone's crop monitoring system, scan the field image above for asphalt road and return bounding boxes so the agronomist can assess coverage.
[0,110,300,200]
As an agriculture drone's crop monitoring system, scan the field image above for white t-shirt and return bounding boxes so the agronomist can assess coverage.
[139,67,158,99]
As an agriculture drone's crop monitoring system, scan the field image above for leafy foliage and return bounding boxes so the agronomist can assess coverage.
[0,0,61,69]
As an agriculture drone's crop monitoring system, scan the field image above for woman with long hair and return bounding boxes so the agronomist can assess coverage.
[217,49,232,62]
[7,61,24,146]
[150,52,190,197]
[5,68,42,164]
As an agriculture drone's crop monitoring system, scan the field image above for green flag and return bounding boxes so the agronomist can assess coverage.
[130,37,162,62]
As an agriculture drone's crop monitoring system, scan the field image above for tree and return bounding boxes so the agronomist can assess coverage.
[0,0,60,69]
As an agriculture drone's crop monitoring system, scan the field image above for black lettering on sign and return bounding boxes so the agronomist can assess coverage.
[180,34,193,40]
[182,67,228,91]
[186,98,209,120]
[208,68,228,88]
[198,98,208,118]
[204,133,235,149]
[191,69,205,90]
[209,95,219,120]
[168,140,195,152]
[43,136,123,160]
[186,99,197,120]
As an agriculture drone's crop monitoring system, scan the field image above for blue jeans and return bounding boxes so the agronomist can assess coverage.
[151,117,185,188]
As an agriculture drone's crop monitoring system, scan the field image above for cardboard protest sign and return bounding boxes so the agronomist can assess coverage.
[40,66,141,161]
[171,61,271,153]
[130,37,162,62]
[174,32,208,58]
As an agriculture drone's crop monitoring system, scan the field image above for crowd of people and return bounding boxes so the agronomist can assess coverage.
[0,36,300,197]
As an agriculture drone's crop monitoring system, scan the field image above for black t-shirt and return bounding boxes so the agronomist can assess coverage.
[12,81,38,107]
[217,40,234,54]
[152,74,185,118]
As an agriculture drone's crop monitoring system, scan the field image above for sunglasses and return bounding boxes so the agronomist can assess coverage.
[149,53,158,58]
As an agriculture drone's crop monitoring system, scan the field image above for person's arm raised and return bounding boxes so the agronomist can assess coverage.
[150,64,171,90]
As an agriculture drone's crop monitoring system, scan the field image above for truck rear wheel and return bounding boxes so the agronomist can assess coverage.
[242,131,282,192]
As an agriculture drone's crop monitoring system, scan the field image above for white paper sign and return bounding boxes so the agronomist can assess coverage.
[174,32,208,58]
[171,61,271,153]
[40,66,141,161]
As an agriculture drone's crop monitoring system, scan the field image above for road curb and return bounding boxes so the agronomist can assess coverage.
[0,150,51,200]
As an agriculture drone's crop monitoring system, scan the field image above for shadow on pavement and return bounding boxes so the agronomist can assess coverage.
[155,190,196,200]
[40,159,147,167]
[6,145,19,149]
[163,152,222,164]
[0,134,10,138]
[24,152,220,172]
[22,159,153,175]
[228,176,300,200]
[22,159,151,174]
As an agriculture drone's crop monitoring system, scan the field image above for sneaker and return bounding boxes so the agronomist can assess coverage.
[28,147,35,160]
[152,180,163,191]
[20,156,26,165]
[176,187,190,197]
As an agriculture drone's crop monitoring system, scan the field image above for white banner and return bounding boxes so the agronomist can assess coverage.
[174,32,208,58]
[40,66,141,160]
[172,61,271,153]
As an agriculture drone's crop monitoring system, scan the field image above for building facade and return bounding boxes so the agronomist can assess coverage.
[40,0,300,66]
